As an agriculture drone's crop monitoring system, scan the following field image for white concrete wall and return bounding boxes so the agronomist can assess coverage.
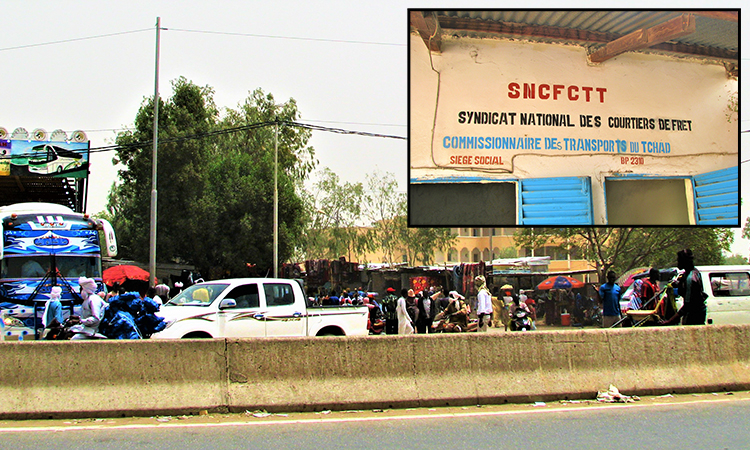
[410,33,738,224]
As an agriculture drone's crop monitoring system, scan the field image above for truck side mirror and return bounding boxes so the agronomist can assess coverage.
[219,298,237,309]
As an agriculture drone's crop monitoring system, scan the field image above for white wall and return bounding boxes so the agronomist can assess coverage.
[410,34,738,224]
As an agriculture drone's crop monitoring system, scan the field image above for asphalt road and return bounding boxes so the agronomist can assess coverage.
[2,391,748,449]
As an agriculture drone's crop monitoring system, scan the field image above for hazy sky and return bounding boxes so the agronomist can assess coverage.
[1,1,746,255]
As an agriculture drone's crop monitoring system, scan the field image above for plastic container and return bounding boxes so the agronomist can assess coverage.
[560,313,571,326]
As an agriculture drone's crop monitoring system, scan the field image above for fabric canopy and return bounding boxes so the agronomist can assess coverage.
[102,265,153,286]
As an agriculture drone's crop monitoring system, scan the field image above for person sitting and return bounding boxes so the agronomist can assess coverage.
[433,291,469,332]
[21,260,46,278]
[525,298,538,322]
[42,286,64,339]
[510,293,535,330]
[69,277,108,339]
[364,296,385,334]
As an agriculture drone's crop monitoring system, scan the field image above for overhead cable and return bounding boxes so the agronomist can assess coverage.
[9,120,406,158]
[0,29,152,52]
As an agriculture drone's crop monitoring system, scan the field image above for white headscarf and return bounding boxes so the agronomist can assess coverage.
[448,291,465,301]
[42,286,63,328]
[78,277,97,301]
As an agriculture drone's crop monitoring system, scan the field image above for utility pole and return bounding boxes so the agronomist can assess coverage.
[273,118,278,278]
[149,17,161,286]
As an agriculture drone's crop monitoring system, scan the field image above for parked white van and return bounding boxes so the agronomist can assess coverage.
[696,265,750,325]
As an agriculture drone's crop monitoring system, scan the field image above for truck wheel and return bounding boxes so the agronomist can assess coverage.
[182,332,212,339]
[316,327,344,337]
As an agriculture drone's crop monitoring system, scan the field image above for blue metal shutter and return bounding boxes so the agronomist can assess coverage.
[692,166,739,225]
[519,177,593,225]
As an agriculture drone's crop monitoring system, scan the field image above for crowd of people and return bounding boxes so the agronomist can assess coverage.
[39,247,706,339]
[312,248,708,335]
[600,248,708,327]
[41,277,173,340]
[312,275,541,335]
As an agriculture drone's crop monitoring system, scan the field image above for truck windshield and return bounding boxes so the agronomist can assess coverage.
[1,255,101,279]
[167,283,229,306]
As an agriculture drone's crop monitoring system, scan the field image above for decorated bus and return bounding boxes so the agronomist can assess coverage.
[0,203,117,339]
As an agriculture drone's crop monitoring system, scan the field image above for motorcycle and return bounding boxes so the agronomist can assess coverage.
[510,306,533,331]
[44,316,80,340]
[573,297,603,328]
[585,304,603,327]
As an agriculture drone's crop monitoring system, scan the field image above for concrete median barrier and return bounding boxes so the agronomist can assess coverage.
[0,339,228,419]
[2,325,750,418]
[224,325,750,412]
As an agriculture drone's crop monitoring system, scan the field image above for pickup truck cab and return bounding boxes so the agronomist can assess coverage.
[153,278,369,339]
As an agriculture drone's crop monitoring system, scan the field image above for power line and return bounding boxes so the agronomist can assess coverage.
[0,25,404,53]
[304,119,406,128]
[9,120,406,158]
[167,28,405,47]
[0,29,151,52]
[78,120,404,136]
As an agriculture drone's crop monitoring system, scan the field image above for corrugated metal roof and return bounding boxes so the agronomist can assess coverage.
[429,10,738,59]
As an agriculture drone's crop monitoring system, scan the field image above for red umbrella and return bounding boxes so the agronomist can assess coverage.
[102,265,153,286]
[536,275,585,290]
[616,267,649,287]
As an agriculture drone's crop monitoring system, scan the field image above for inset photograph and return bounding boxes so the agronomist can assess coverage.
[409,10,739,226]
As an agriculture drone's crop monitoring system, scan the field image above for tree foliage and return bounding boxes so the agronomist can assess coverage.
[299,169,456,266]
[298,168,372,262]
[108,78,315,278]
[514,227,733,282]
[365,171,406,265]
[397,219,456,266]
[724,253,749,265]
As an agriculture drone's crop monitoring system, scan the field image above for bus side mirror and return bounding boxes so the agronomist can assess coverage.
[97,219,118,257]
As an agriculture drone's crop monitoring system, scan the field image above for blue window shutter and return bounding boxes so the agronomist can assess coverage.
[693,166,739,225]
[519,177,593,225]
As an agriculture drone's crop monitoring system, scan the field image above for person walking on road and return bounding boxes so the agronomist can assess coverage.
[396,288,414,335]
[661,249,708,326]
[599,270,622,328]
[475,275,492,332]
[416,289,433,334]
[405,289,419,329]
[381,287,398,334]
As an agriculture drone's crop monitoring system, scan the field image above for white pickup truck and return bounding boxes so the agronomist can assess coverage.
[153,278,369,339]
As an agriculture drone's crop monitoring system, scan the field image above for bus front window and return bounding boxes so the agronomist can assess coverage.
[1,256,51,278]
[57,256,101,279]
[0,256,101,279]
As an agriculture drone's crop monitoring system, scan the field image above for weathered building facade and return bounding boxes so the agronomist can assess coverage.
[410,10,739,226]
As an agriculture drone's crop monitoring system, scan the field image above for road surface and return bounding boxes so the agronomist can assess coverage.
[2,391,748,449]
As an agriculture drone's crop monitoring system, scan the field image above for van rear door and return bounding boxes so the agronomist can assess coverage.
[703,269,750,325]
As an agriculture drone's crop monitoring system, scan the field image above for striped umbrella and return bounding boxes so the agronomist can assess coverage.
[536,275,585,290]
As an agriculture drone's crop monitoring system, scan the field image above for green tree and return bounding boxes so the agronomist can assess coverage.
[724,253,748,265]
[396,219,456,266]
[364,171,406,265]
[108,79,314,278]
[494,246,518,259]
[514,227,732,282]
[298,168,455,267]
[299,168,371,262]
[110,77,218,261]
